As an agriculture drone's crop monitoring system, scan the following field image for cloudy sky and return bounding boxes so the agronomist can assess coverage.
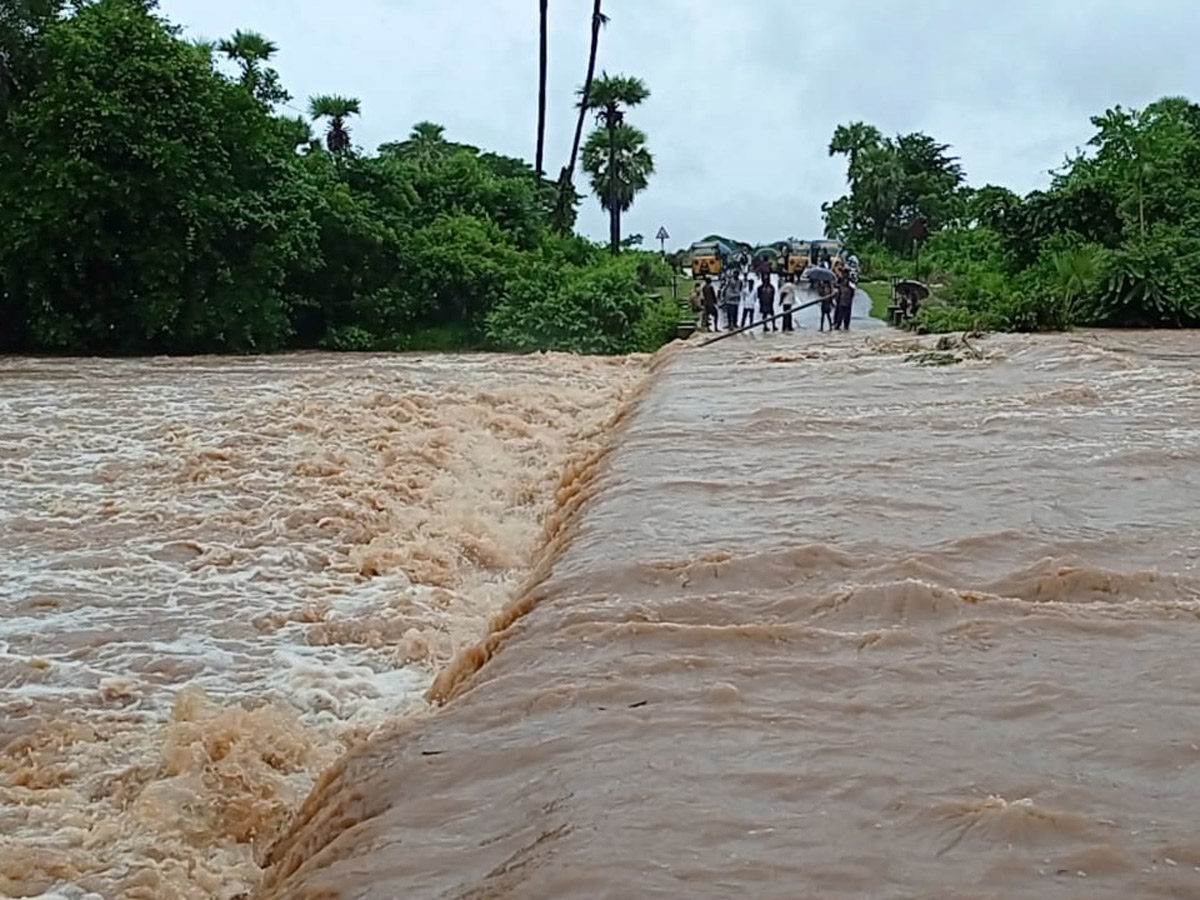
[157,0,1200,248]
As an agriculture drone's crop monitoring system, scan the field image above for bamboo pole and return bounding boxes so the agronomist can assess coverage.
[697,295,829,347]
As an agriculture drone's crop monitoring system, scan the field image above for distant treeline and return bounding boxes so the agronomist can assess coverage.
[822,101,1200,332]
[0,0,672,355]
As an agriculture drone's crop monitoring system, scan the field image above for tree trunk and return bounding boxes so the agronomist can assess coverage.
[568,0,602,177]
[1138,179,1145,240]
[535,0,548,179]
[608,122,619,254]
[554,0,602,229]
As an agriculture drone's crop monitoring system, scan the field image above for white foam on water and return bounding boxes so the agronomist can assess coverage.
[0,351,644,900]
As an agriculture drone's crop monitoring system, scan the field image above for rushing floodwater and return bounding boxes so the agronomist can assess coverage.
[0,351,645,899]
[4,326,1200,899]
[258,329,1200,900]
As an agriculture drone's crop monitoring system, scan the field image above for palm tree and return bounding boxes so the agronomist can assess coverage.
[535,0,548,179]
[829,121,883,172]
[1051,247,1098,327]
[218,30,277,85]
[383,120,449,166]
[587,72,649,133]
[309,94,360,154]
[580,74,649,253]
[581,123,654,254]
[553,0,607,229]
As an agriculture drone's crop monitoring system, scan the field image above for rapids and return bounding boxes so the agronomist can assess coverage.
[4,328,1199,899]
[255,330,1200,900]
[0,351,646,899]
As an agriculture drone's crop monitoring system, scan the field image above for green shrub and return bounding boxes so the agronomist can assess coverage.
[321,325,376,351]
[1082,226,1200,327]
[631,292,682,352]
[486,253,673,355]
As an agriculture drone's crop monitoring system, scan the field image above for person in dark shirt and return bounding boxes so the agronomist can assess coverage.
[757,278,777,332]
[833,277,855,330]
[701,278,718,332]
[819,281,835,332]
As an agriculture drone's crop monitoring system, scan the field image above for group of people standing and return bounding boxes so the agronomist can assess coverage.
[695,266,857,335]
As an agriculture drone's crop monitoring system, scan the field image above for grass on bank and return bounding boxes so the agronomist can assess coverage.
[860,282,892,321]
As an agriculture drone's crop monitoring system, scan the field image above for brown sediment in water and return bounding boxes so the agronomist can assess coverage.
[0,351,647,900]
[427,345,679,707]
[256,331,1200,900]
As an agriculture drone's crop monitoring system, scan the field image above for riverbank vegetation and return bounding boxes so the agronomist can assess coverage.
[824,98,1200,332]
[0,0,669,355]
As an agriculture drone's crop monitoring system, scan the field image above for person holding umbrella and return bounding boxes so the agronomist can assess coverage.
[819,282,835,332]
[805,266,834,331]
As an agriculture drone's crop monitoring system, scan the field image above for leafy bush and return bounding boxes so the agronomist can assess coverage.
[486,252,670,354]
[1083,226,1200,327]
[631,292,682,352]
[321,325,376,351]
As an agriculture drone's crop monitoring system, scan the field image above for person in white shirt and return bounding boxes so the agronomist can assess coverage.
[779,278,797,332]
[740,277,757,329]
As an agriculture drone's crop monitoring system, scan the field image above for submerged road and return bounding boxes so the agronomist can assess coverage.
[258,329,1200,900]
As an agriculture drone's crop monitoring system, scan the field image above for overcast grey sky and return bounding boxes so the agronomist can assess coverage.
[158,0,1200,248]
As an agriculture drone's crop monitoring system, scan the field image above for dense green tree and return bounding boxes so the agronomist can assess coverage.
[0,0,673,357]
[0,0,64,111]
[0,0,316,353]
[825,125,965,251]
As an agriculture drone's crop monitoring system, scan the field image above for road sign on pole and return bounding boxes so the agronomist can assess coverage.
[656,226,670,256]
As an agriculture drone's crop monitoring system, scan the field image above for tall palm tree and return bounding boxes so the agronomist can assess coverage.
[217,30,277,85]
[553,0,607,227]
[309,94,360,154]
[580,74,649,252]
[581,123,654,254]
[535,0,548,179]
[587,72,649,134]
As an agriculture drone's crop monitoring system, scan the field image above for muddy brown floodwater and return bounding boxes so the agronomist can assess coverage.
[255,331,1200,900]
[0,351,647,900]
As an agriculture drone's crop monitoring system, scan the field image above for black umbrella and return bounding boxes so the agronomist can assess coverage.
[806,267,836,284]
[894,279,931,300]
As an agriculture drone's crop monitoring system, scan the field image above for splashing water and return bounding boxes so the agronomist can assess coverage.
[0,351,647,899]
[255,331,1200,900]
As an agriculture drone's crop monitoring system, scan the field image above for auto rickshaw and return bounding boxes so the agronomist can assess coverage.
[783,240,810,275]
[690,241,728,277]
[810,238,844,271]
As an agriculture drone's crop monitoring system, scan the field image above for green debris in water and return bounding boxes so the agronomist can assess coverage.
[906,350,963,366]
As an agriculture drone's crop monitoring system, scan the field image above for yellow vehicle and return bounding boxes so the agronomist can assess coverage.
[690,241,727,277]
[810,239,845,273]
[783,240,810,275]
